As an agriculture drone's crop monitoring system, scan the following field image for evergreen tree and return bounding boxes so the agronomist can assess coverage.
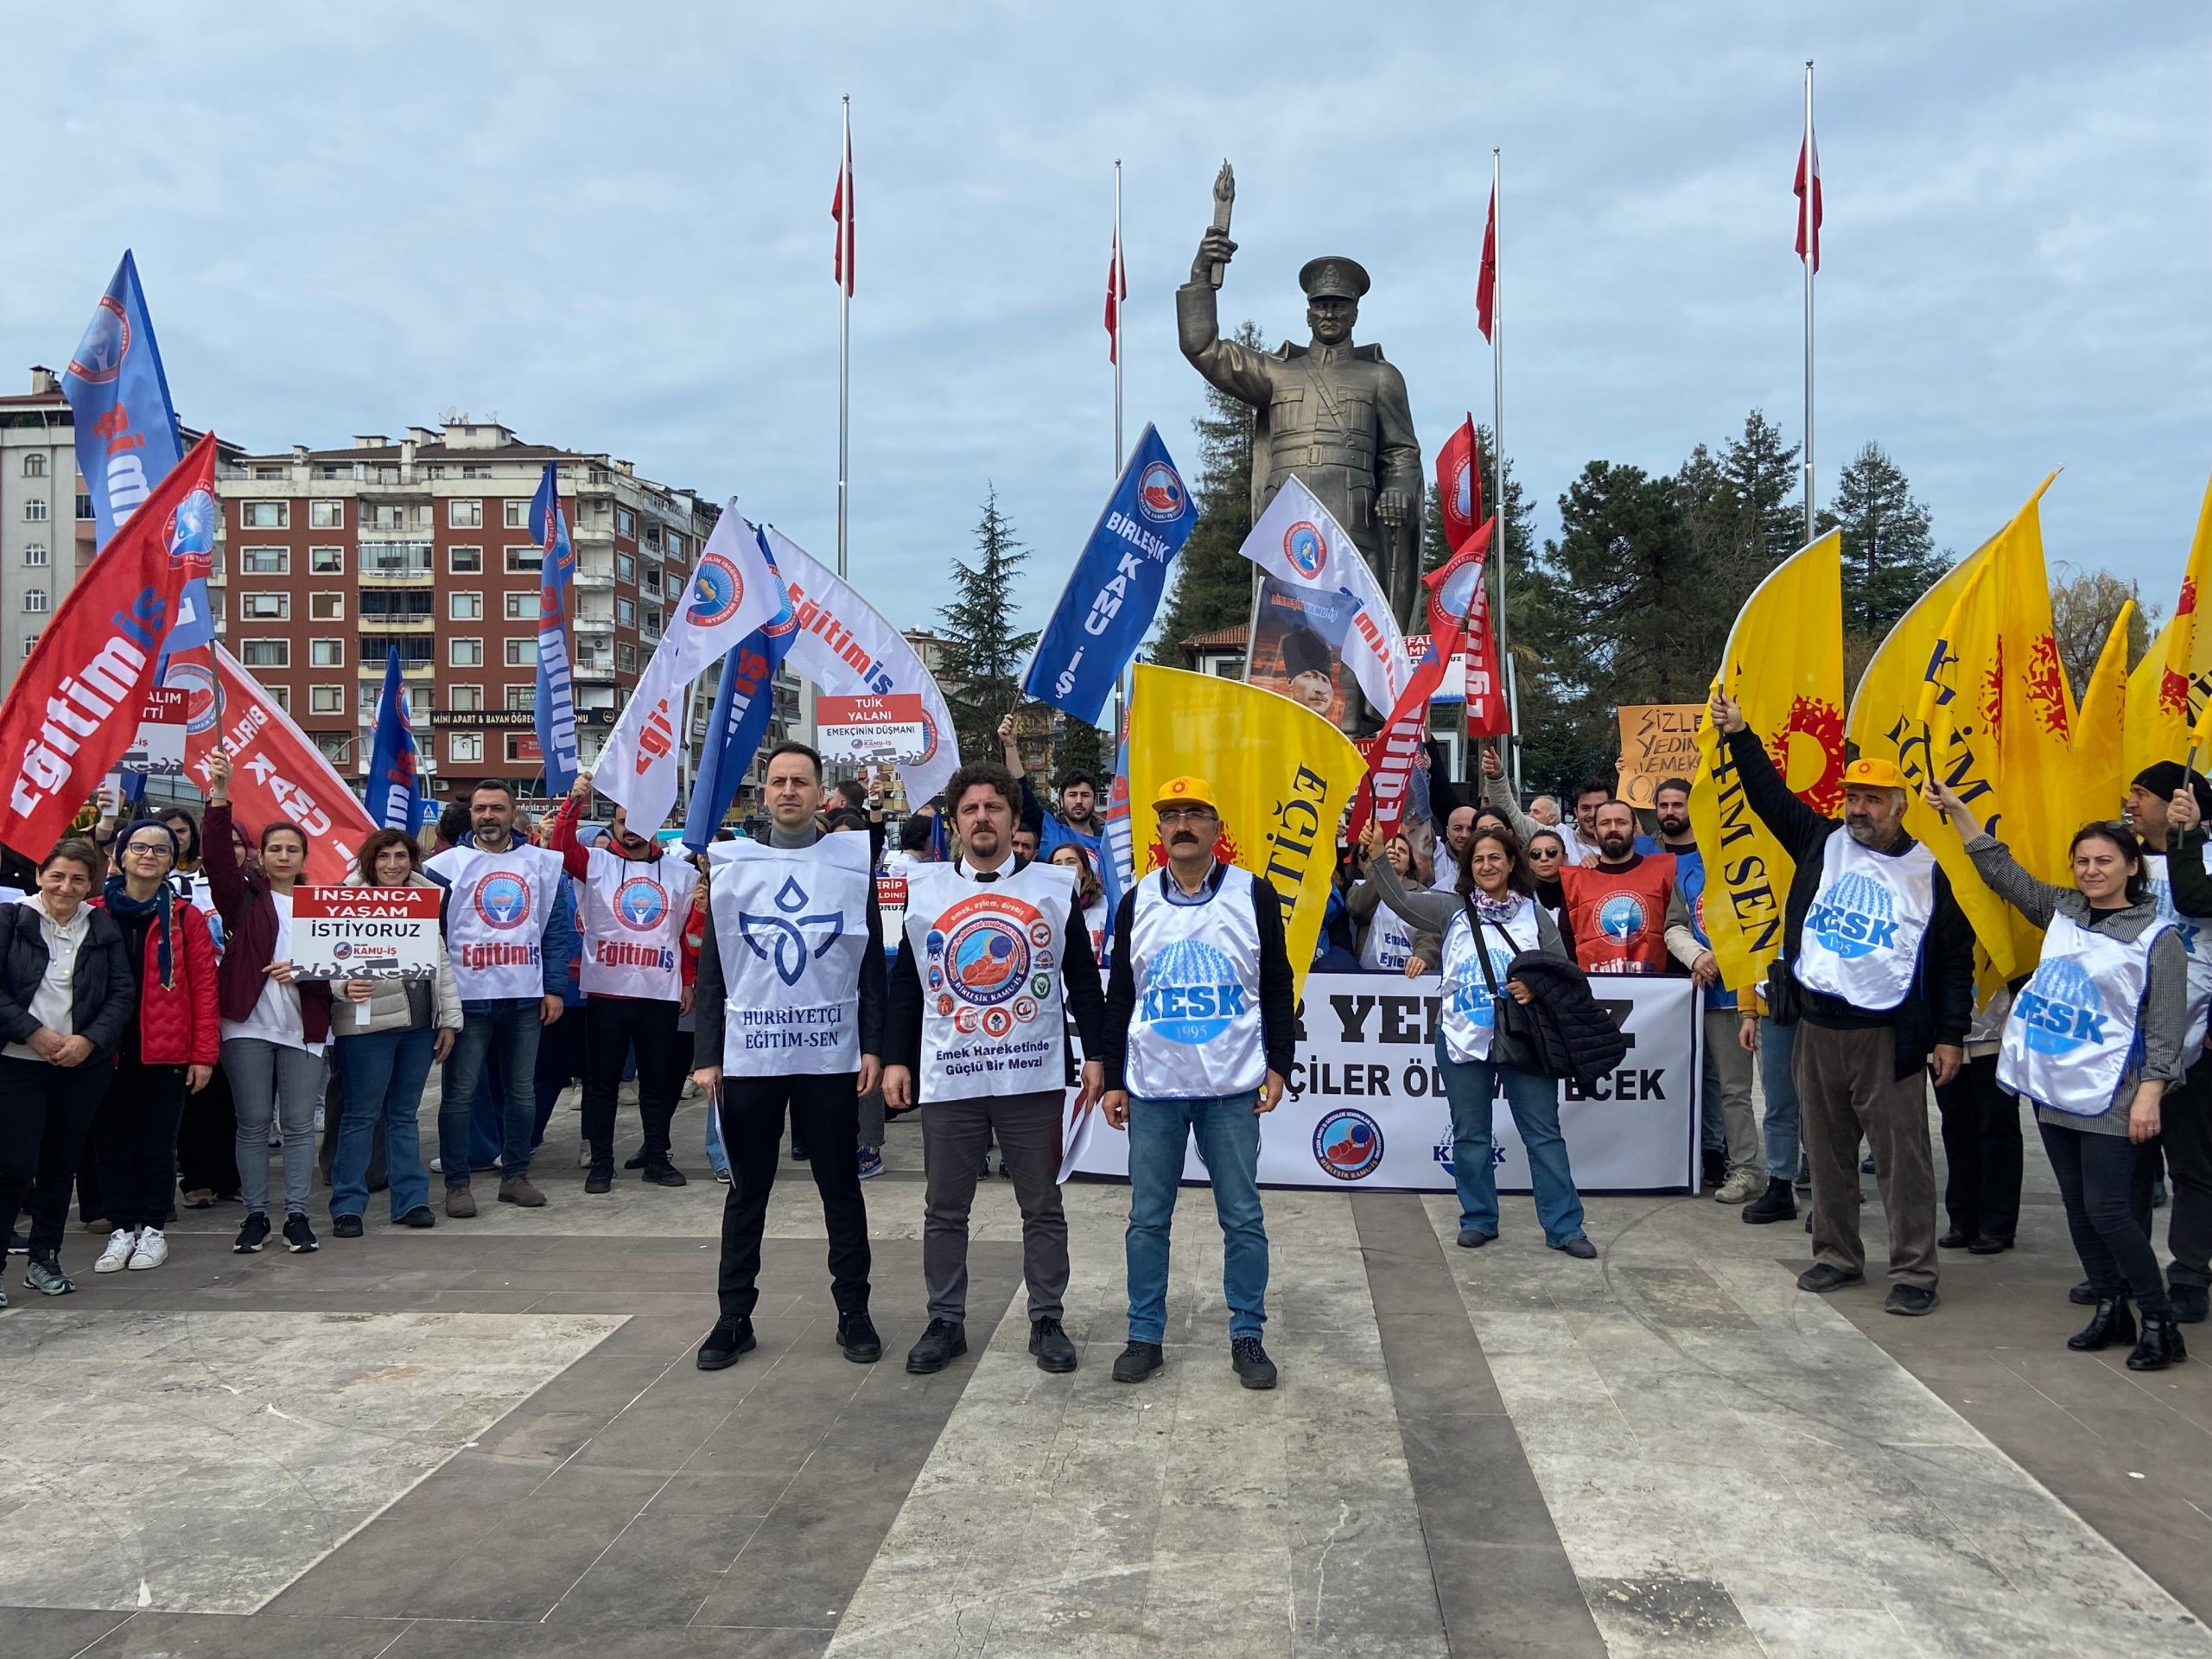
[1817,442,1943,636]
[1152,322,1262,664]
[1723,408,1807,575]
[935,488,1039,760]
[1052,712,1109,781]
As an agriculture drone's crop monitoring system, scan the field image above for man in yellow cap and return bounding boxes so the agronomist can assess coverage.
[1097,777,1295,1389]
[1711,690,1974,1317]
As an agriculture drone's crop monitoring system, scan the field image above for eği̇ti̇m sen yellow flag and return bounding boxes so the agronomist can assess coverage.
[1127,664,1366,999]
[2073,601,2134,838]
[2148,474,2212,770]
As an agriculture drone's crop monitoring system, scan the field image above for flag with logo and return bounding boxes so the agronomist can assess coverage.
[0,435,217,860]
[594,505,783,835]
[1238,476,1410,725]
[1363,520,1494,844]
[1689,531,1846,994]
[1434,416,1484,555]
[1987,476,2075,892]
[1126,664,1365,998]
[1021,423,1197,725]
[365,646,428,833]
[683,528,798,851]
[2144,474,2212,773]
[2130,614,2179,785]
[2073,601,2133,828]
[530,462,581,797]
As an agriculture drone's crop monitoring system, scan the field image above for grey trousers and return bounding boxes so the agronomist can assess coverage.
[1703,1007,1761,1175]
[1793,1020,1939,1291]
[224,1037,327,1220]
[920,1088,1066,1325]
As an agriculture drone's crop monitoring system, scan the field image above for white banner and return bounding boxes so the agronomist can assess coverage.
[1070,972,1700,1192]
[1237,477,1410,721]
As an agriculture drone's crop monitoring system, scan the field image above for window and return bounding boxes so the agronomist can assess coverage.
[309,499,345,529]
[241,593,289,620]
[242,501,289,528]
[360,634,433,670]
[367,504,407,530]
[504,733,542,764]
[309,685,346,715]
[252,465,285,480]
[448,683,484,711]
[450,637,483,666]
[267,684,289,711]
[449,545,482,573]
[461,464,493,480]
[504,499,530,529]
[239,546,289,575]
[22,543,46,568]
[309,546,345,574]
[450,591,483,620]
[503,637,534,667]
[315,464,351,481]
[360,543,431,577]
[23,588,48,613]
[22,454,45,478]
[22,499,48,523]
[315,733,352,766]
[616,598,636,627]
[22,633,39,656]
[241,639,289,667]
[505,683,535,709]
[360,589,434,620]
[309,592,345,621]
[617,642,636,673]
[504,591,535,620]
[641,568,661,596]
[449,499,483,529]
[615,507,636,537]
[449,733,483,763]
[667,532,684,561]
[644,524,662,551]
[504,545,543,574]
[308,639,342,667]
[616,552,635,582]
[423,465,446,480]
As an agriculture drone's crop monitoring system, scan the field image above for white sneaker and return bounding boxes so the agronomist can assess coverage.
[1716,1167,1764,1205]
[429,1156,443,1173]
[94,1228,138,1274]
[127,1228,169,1270]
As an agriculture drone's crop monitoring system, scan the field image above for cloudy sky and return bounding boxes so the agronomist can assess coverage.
[9,3,2209,643]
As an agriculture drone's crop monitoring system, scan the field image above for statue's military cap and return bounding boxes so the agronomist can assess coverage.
[1297,256,1370,302]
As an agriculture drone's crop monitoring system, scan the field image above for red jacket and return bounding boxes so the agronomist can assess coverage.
[95,894,221,1066]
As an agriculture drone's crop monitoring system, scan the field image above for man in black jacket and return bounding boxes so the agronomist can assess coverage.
[1713,690,1973,1316]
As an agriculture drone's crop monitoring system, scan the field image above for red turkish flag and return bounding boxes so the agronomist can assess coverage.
[832,128,855,295]
[1476,184,1498,341]
[1434,415,1484,556]
[1795,135,1822,271]
[1104,227,1127,364]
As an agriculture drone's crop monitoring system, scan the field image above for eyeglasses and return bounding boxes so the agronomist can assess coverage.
[124,842,174,861]
[1158,807,1217,825]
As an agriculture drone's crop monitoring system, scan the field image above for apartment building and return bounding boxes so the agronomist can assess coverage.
[0,367,99,690]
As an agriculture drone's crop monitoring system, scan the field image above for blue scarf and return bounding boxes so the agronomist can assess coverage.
[105,819,181,986]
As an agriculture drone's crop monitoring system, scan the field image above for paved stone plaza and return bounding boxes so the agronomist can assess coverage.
[5,1087,2211,1659]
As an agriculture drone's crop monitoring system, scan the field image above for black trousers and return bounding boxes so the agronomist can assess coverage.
[0,1056,115,1255]
[2164,1058,2212,1290]
[93,1057,188,1230]
[1933,1054,2024,1244]
[2042,1119,2171,1315]
[581,996,686,1167]
[717,1071,870,1323]
[177,1061,240,1197]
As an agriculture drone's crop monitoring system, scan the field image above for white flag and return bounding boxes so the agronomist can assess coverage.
[765,526,962,808]
[1237,476,1409,719]
[595,505,782,834]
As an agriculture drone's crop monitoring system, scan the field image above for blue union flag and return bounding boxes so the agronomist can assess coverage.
[530,462,581,796]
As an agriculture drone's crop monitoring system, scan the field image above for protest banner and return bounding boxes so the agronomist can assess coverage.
[1616,703,1706,808]
[289,885,442,981]
[1237,477,1408,726]
[817,693,926,764]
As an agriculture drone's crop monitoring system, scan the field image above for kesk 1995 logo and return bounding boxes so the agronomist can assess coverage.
[474,873,532,929]
[1806,870,1897,959]
[1313,1108,1384,1180]
[1139,938,1247,1045]
[2016,956,2110,1056]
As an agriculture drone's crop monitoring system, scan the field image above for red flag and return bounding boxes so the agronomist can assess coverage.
[0,432,217,860]
[1476,184,1498,341]
[1104,227,1128,364]
[832,126,855,295]
[1794,135,1821,271]
[1433,415,1484,555]
[1362,521,1498,842]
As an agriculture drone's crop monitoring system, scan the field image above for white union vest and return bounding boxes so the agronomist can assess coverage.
[1438,898,1546,1065]
[1792,832,1937,1012]
[425,843,566,1001]
[2139,848,2212,1064]
[1999,910,2173,1119]
[1360,897,1417,973]
[1123,866,1266,1100]
[578,849,699,1001]
[905,858,1075,1101]
[708,835,872,1077]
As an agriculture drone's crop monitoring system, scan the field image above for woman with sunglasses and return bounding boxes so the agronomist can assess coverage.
[87,821,219,1274]
[1523,829,1569,916]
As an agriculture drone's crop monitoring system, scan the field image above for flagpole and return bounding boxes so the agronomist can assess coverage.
[838,94,852,581]
[1490,147,1522,795]
[1802,60,1815,548]
[1114,160,1124,474]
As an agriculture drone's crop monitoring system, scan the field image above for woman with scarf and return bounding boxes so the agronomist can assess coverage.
[1050,843,1110,972]
[89,820,219,1274]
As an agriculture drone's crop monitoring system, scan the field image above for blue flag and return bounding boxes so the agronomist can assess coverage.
[1021,423,1197,725]
[365,647,427,832]
[682,529,797,851]
[530,463,581,796]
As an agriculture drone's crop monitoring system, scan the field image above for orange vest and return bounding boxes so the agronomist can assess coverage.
[1561,855,1677,976]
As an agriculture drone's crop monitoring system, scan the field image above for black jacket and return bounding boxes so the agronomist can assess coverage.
[1725,727,1974,1077]
[0,900,137,1061]
[1502,952,1630,1087]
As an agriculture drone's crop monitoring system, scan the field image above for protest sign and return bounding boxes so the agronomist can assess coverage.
[289,885,442,982]
[115,687,188,774]
[1615,703,1705,808]
[817,694,926,763]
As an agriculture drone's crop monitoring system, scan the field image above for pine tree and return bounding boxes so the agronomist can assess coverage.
[936,489,1039,760]
[1152,322,1263,665]
[1052,713,1109,781]
[1817,442,1943,636]
[1722,408,1807,575]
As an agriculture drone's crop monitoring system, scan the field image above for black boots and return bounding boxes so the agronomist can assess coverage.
[1742,1178,1798,1224]
[2067,1295,2136,1351]
[2127,1313,2190,1372]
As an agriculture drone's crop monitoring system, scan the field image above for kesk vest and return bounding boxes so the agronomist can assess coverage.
[426,843,566,1001]
[1123,865,1266,1099]
[1561,854,1676,975]
[708,834,872,1077]
[2139,847,2212,1063]
[1999,910,2173,1119]
[1791,833,1936,1012]
[578,848,699,1001]
[1438,896,1545,1065]
[1360,896,1417,973]
[905,857,1075,1101]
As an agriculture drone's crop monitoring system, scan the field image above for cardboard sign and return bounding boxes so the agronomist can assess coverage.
[817,694,925,762]
[116,688,188,775]
[289,885,442,982]
[1616,703,1706,809]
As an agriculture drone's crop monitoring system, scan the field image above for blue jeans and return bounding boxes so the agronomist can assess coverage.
[1759,1017,1802,1182]
[1125,1091,1268,1344]
[332,1026,435,1222]
[441,999,543,1184]
[1434,1031,1586,1245]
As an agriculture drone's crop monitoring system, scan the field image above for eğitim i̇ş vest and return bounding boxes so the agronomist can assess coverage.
[1560,855,1675,975]
[1122,865,1265,1100]
[707,834,873,1077]
[904,858,1075,1100]
[425,843,567,1001]
[577,848,699,1001]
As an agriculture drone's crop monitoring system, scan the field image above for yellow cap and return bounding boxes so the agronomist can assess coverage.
[1152,775,1219,814]
[1844,757,1908,791]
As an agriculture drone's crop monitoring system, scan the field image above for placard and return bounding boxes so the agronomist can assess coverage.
[817,693,925,763]
[289,885,442,981]
[877,871,908,958]
[1616,703,1706,809]
[115,687,188,774]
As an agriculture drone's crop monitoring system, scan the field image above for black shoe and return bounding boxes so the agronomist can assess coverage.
[837,1309,882,1364]
[1741,1179,1798,1224]
[1030,1317,1077,1373]
[791,1141,810,1163]
[1112,1340,1164,1383]
[1938,1228,1973,1249]
[6,1226,26,1255]
[1551,1235,1599,1260]
[2067,1294,2136,1351]
[1967,1235,2013,1255]
[2127,1313,2189,1371]
[23,1250,73,1296]
[640,1161,689,1187]
[332,1214,364,1239]
[1796,1263,1864,1294]
[283,1215,318,1254]
[1884,1284,1939,1317]
[2069,1280,2097,1306]
[1231,1336,1278,1390]
[2171,1284,2209,1325]
[233,1212,271,1254]
[1701,1148,1727,1188]
[1455,1228,1497,1249]
[905,1319,967,1374]
[624,1151,647,1170]
[697,1317,756,1370]
[400,1206,435,1229]
[584,1166,612,1194]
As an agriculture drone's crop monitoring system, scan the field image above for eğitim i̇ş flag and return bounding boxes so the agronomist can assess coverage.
[530,462,580,797]
[1434,416,1484,556]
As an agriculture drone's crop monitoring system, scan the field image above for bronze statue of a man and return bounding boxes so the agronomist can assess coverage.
[1179,225,1424,629]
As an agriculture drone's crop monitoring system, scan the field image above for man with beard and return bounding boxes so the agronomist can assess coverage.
[1555,800,1677,976]
[1712,690,1972,1317]
[1657,778,1763,1201]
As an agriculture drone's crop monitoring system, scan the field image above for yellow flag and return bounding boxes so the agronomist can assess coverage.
[1688,531,1844,993]
[1126,664,1366,998]
[2127,614,2178,785]
[2150,474,2212,765]
[1847,540,1990,779]
[1990,480,2076,888]
[2073,601,2133,830]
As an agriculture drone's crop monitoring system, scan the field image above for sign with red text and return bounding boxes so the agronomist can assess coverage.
[817,693,925,762]
[115,686,188,774]
[289,884,442,981]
